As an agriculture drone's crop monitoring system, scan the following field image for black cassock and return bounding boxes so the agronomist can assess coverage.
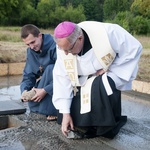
[57,75,127,139]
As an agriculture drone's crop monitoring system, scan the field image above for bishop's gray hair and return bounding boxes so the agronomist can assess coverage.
[66,24,82,44]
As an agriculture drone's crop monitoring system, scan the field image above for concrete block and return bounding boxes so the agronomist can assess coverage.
[142,82,150,94]
[0,63,8,76]
[0,101,26,115]
[0,116,8,130]
[132,80,150,94]
[8,63,25,75]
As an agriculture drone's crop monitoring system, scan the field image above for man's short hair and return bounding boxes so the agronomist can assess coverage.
[21,24,40,39]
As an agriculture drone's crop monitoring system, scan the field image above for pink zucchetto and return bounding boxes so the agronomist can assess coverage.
[54,21,76,38]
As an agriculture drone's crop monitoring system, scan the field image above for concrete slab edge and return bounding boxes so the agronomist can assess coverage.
[0,63,25,76]
[132,80,150,95]
[0,63,149,95]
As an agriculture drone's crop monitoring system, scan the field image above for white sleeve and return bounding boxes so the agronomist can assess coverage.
[105,24,142,89]
[52,49,73,113]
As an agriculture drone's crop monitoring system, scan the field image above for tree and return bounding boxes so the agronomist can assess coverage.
[82,0,103,21]
[48,3,86,26]
[36,0,60,28]
[0,0,19,18]
[131,0,150,18]
[30,0,40,9]
[113,11,133,32]
[131,15,149,34]
[60,0,104,21]
[0,0,32,25]
[62,4,86,23]
[103,0,133,20]
[20,4,38,25]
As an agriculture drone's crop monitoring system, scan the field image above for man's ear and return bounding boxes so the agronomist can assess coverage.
[38,33,42,38]
[78,35,83,41]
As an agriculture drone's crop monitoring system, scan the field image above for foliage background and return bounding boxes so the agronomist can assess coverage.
[0,0,150,35]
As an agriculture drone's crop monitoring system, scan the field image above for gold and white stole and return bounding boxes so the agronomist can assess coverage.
[60,51,94,114]
[80,75,96,114]
[78,21,116,71]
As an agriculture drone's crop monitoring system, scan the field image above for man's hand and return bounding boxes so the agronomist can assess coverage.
[31,88,47,102]
[95,69,106,76]
[21,90,29,102]
[61,113,74,137]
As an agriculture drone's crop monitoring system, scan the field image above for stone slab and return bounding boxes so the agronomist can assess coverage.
[132,80,150,94]
[0,116,8,130]
[0,63,8,76]
[0,62,25,76]
[9,62,25,75]
[0,101,26,115]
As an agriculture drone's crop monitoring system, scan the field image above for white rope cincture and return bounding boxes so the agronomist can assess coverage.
[102,73,113,95]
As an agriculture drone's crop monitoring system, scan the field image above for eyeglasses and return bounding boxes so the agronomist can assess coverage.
[58,38,78,53]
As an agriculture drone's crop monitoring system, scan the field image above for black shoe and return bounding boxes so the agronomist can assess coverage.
[83,128,97,139]
[102,116,127,139]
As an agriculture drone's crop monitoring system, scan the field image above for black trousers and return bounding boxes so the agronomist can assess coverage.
[57,75,127,138]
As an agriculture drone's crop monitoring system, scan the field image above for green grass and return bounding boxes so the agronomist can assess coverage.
[134,35,150,82]
[0,26,21,31]
[0,26,54,42]
[0,34,21,42]
[0,26,22,42]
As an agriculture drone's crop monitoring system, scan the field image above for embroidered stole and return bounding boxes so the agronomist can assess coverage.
[78,21,116,71]
[60,51,95,114]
